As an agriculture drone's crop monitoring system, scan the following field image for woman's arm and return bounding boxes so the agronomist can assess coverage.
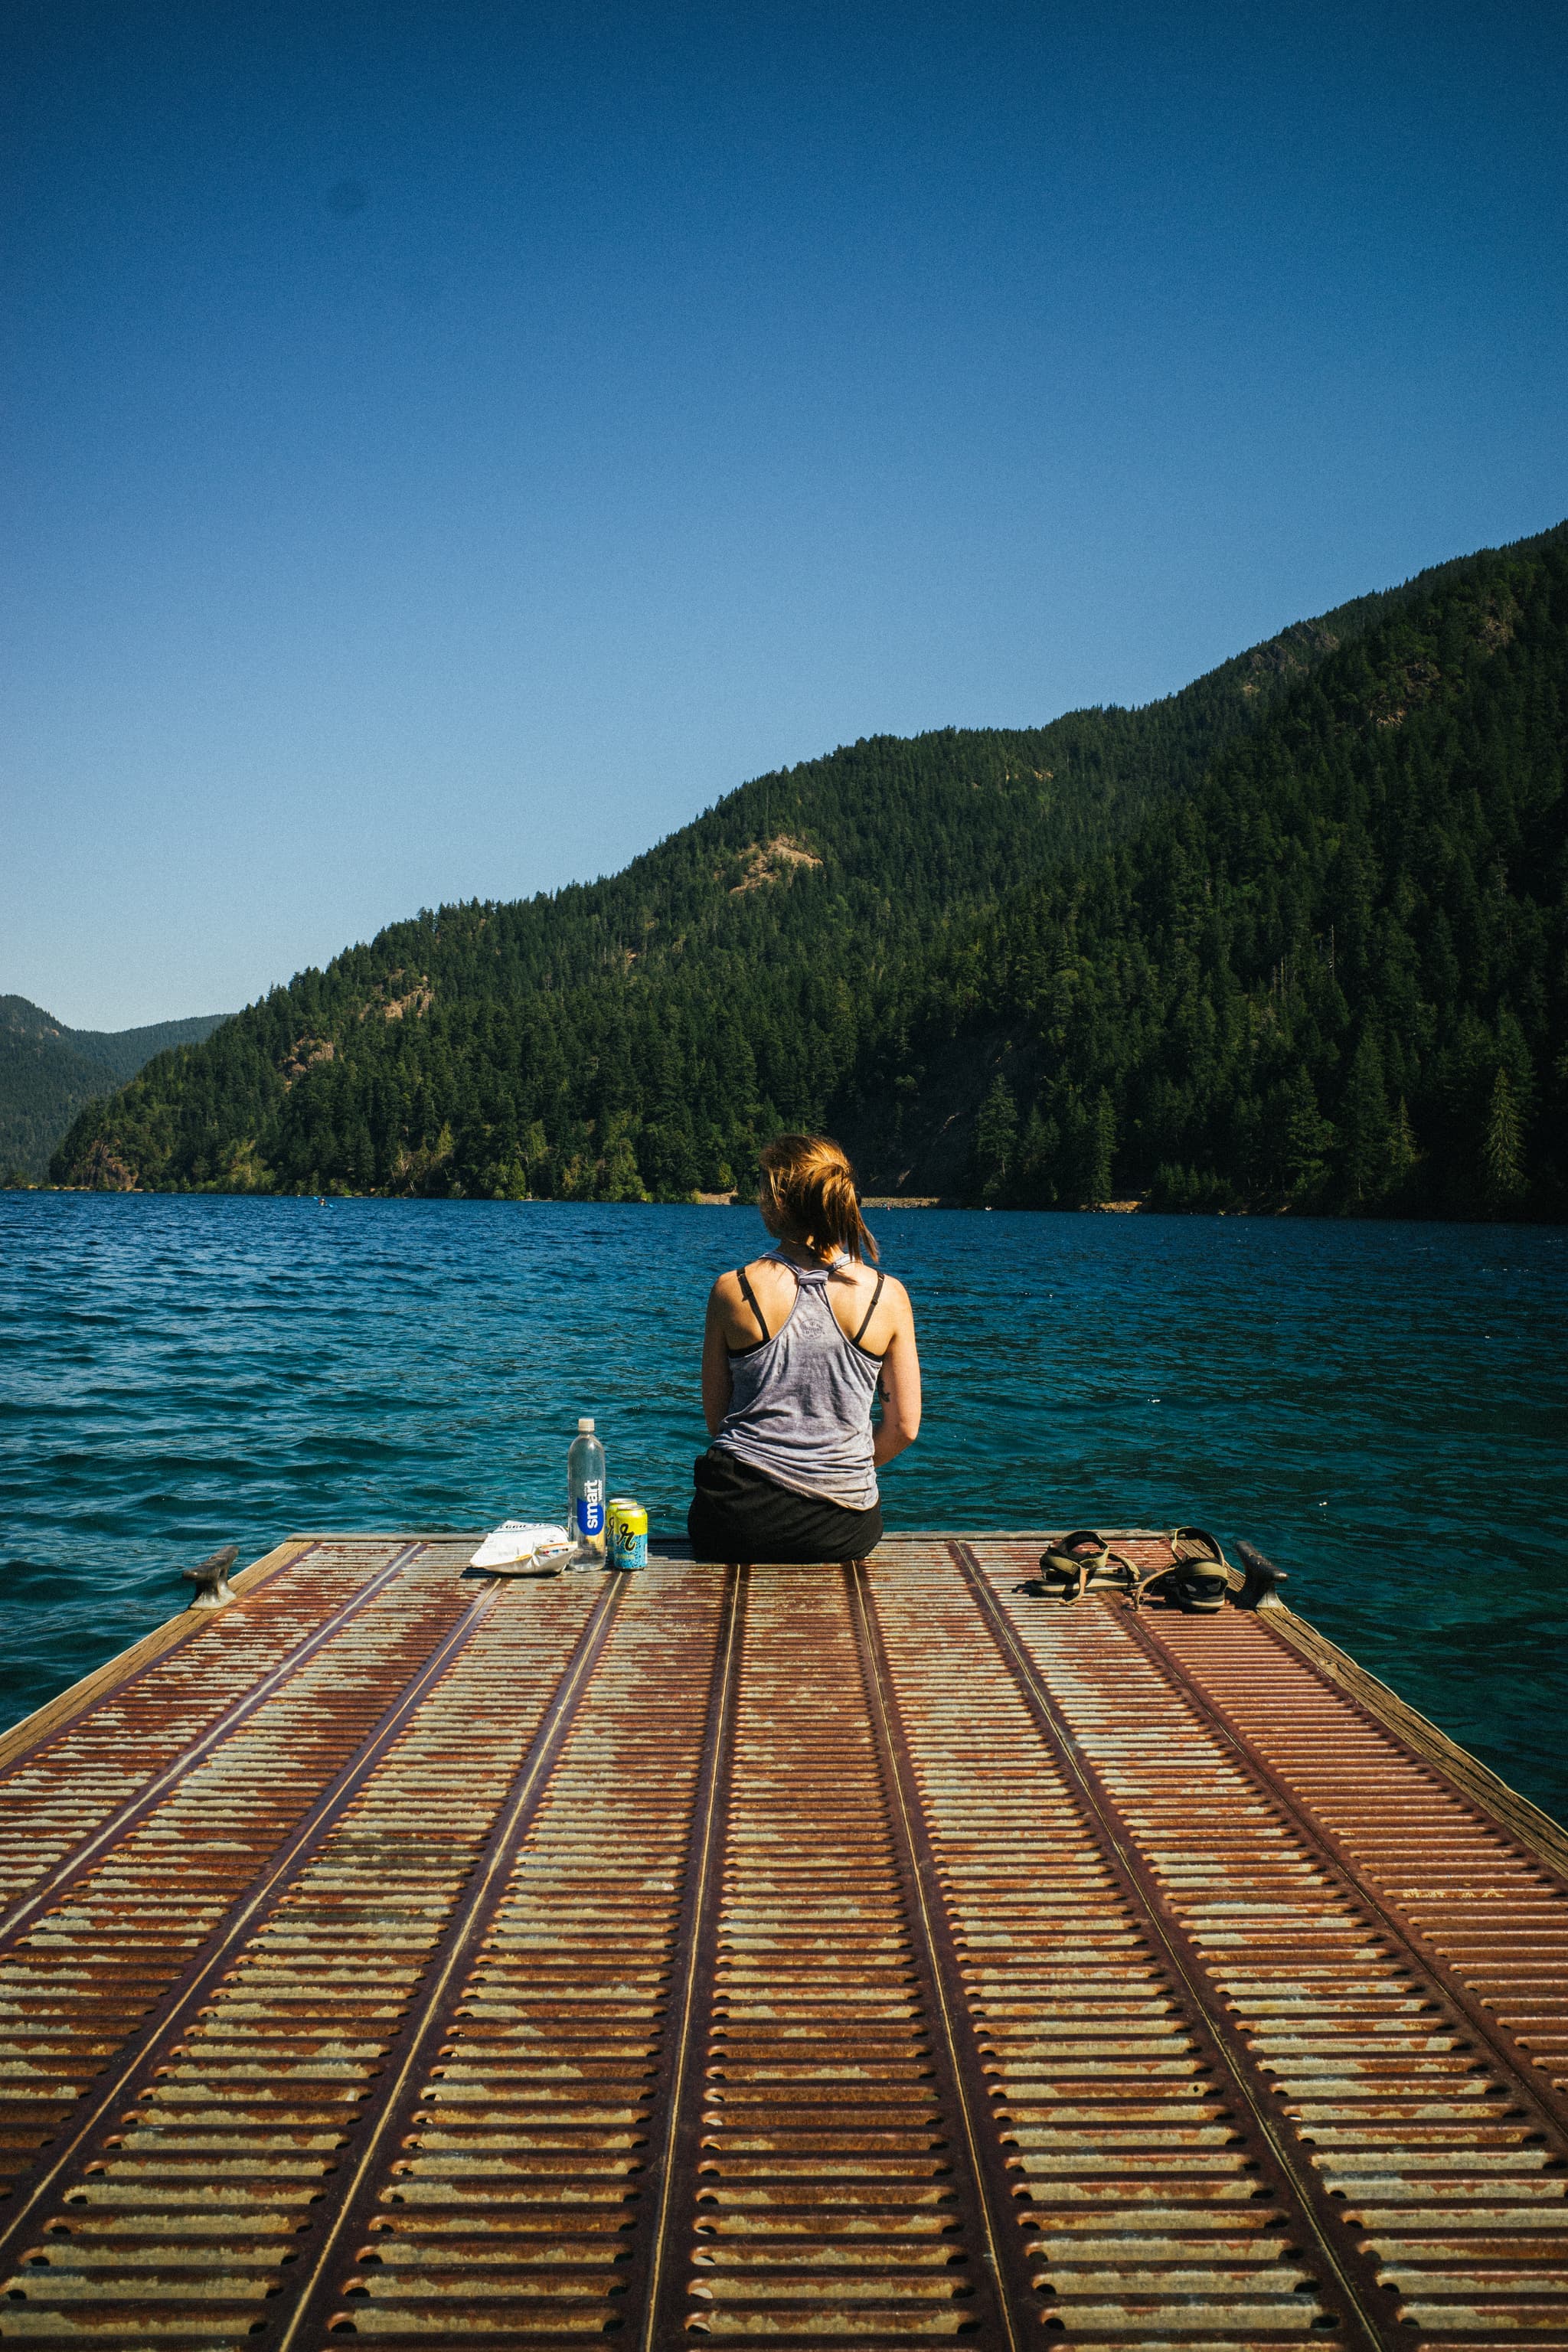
[701,1282,736,1438]
[873,1292,922,1468]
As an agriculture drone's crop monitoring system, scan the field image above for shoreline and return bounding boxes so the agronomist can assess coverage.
[8,1183,1562,1227]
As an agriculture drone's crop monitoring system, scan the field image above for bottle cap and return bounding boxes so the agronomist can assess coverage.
[577,1416,594,1432]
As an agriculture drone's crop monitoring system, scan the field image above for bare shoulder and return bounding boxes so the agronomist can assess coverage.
[828,1259,912,1351]
[876,1272,914,1332]
[712,1256,795,1347]
[708,1263,766,1317]
[855,1264,912,1308]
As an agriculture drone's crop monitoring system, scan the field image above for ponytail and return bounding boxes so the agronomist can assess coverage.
[756,1133,879,1263]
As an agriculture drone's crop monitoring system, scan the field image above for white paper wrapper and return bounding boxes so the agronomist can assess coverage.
[469,1521,572,1571]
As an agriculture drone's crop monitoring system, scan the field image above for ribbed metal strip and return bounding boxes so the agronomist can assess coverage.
[0,1546,481,2207]
[0,1573,514,2265]
[0,1544,429,1949]
[628,1564,746,2352]
[847,1560,1046,2342]
[868,1548,1347,2346]
[0,1543,399,1890]
[957,1538,1568,2348]
[677,1563,1011,2346]
[0,1542,318,1786]
[0,1573,605,2343]
[286,1561,740,2347]
[0,1539,418,1915]
[1117,1599,1568,2165]
[1144,1607,1568,2106]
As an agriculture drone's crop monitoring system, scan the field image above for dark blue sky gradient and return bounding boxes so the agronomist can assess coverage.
[5,2,1566,1025]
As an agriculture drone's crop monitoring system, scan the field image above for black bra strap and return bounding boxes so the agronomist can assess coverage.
[736,1266,769,1344]
[852,1271,886,1347]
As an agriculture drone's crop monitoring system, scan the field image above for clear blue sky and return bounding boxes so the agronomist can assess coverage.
[5,1,1565,1029]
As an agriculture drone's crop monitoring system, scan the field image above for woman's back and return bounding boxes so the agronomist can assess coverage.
[713,1249,900,1354]
[690,1132,921,1563]
[711,1252,887,1511]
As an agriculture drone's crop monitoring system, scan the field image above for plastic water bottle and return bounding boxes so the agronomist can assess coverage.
[567,1417,607,1560]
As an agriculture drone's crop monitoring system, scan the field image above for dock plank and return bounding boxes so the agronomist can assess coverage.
[0,1531,1563,2348]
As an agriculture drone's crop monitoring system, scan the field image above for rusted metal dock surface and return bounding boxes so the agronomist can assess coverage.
[2,1531,1566,2349]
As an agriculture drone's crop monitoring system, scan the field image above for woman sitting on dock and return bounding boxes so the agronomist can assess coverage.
[689,1133,922,1563]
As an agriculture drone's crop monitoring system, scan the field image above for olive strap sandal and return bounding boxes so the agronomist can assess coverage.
[1126,1524,1233,1613]
[1018,1529,1137,1605]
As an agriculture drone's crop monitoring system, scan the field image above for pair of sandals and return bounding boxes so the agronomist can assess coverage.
[1021,1526,1235,1613]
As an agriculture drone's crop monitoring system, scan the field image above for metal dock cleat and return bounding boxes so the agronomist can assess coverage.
[181,1542,239,1609]
[1234,1534,1288,1609]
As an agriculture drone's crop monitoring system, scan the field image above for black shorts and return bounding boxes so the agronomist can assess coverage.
[688,1449,883,1564]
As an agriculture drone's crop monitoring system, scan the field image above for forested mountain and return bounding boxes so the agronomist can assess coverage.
[858,530,1568,1218]
[51,522,1568,1218]
[0,1000,228,1181]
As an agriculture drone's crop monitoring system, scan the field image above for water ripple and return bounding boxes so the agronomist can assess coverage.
[2,1193,1565,1818]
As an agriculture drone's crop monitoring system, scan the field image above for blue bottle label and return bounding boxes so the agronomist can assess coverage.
[576,1481,604,1536]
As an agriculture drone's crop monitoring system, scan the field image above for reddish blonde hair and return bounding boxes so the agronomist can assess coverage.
[757,1133,879,1263]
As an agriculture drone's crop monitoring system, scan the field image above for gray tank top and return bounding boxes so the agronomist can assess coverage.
[710,1250,884,1512]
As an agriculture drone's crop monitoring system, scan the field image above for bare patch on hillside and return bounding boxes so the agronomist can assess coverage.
[1477,596,1519,649]
[1372,658,1442,728]
[282,1037,336,1085]
[354,973,434,1024]
[729,835,824,894]
[377,986,433,1021]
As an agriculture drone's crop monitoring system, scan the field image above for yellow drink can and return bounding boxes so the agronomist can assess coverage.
[608,1498,648,1571]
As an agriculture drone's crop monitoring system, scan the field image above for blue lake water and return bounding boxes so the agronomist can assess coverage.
[2,1191,1565,1820]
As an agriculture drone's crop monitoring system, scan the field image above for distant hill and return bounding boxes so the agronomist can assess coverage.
[1,1001,230,1181]
[50,520,1568,1218]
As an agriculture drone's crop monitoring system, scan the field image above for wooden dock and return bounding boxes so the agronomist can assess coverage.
[1,1531,1565,2347]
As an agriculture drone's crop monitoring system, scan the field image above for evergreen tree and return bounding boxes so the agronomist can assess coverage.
[1089,1089,1116,1204]
[1014,1104,1060,1207]
[1387,1096,1420,1197]
[601,1113,652,1203]
[1481,1067,1527,1210]
[1275,1067,1333,1202]
[492,1151,532,1200]
[1339,1036,1393,1213]
[974,1076,1018,1202]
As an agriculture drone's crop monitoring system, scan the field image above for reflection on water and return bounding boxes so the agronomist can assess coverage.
[2,1193,1565,1818]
